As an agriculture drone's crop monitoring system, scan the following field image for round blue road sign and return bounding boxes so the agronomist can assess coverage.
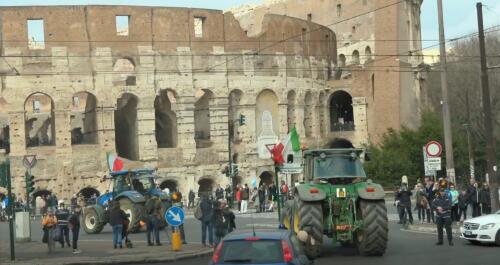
[165,206,185,227]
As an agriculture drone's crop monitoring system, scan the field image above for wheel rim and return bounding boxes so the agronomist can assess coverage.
[85,213,96,230]
[124,208,133,225]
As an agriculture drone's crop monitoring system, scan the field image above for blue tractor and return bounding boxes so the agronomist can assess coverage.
[82,169,170,234]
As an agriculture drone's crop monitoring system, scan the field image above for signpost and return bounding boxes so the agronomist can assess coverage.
[165,206,185,251]
[423,141,443,180]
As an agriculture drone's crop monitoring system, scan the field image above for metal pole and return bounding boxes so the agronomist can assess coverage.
[476,2,499,211]
[274,165,281,225]
[6,160,15,260]
[437,0,456,183]
[465,86,475,182]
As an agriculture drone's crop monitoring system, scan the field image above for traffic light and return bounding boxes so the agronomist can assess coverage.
[231,164,239,177]
[25,172,35,194]
[239,114,246,126]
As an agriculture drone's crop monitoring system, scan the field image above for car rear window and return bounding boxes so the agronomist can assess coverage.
[219,240,283,264]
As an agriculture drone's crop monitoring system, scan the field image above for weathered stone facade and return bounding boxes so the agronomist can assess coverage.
[0,6,347,199]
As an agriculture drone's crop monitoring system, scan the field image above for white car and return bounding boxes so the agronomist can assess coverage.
[460,210,500,245]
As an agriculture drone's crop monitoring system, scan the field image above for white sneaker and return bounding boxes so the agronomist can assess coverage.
[73,249,81,254]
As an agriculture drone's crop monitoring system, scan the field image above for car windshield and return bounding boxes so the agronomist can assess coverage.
[313,155,366,178]
[219,240,284,264]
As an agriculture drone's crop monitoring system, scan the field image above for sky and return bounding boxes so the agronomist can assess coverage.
[4,0,500,50]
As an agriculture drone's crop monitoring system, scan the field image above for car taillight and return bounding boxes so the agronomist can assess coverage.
[310,187,319,193]
[212,242,224,263]
[281,240,293,262]
[366,187,375,192]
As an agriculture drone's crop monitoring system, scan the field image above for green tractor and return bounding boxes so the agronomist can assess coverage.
[283,149,388,258]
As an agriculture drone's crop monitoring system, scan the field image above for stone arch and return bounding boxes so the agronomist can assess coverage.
[159,179,178,192]
[338,54,346,67]
[0,98,9,152]
[286,90,296,131]
[365,46,372,61]
[194,89,214,148]
[155,90,177,148]
[71,92,98,145]
[113,57,136,86]
[114,93,139,160]
[256,89,279,158]
[77,187,100,199]
[329,90,354,132]
[303,91,314,137]
[198,177,214,198]
[24,92,56,147]
[32,189,51,199]
[352,50,360,65]
[228,89,243,142]
[258,171,274,187]
[327,138,354,148]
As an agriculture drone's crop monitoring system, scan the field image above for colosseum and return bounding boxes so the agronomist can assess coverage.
[0,1,425,200]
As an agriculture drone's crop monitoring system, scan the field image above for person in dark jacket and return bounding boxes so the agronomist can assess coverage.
[145,195,162,246]
[258,185,266,213]
[425,179,436,223]
[213,199,235,246]
[225,185,233,209]
[109,201,128,249]
[479,183,491,215]
[199,196,214,247]
[55,202,71,248]
[432,188,453,246]
[68,205,81,254]
[240,184,250,213]
[458,189,469,222]
[467,181,481,217]
[188,190,195,209]
[215,185,224,201]
[395,183,413,224]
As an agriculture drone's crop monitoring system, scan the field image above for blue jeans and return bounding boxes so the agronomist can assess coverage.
[112,224,123,247]
[201,221,213,245]
[147,215,160,244]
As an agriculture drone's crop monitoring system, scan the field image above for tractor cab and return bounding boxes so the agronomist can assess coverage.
[109,169,165,199]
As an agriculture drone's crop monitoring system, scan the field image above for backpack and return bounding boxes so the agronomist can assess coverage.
[194,203,203,220]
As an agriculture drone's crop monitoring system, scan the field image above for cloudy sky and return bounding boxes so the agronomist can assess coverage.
[2,0,500,49]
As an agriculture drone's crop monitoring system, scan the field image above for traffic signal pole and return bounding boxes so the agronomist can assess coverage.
[5,160,16,260]
[477,2,499,211]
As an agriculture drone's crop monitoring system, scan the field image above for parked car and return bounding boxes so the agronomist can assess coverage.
[209,229,313,265]
[460,210,500,246]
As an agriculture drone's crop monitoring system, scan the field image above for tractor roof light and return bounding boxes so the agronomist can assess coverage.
[320,153,327,160]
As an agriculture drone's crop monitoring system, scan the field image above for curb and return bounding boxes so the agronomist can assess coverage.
[1,248,214,265]
[405,224,462,236]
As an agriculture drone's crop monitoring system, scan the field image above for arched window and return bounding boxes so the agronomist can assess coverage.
[338,54,346,67]
[194,89,213,148]
[365,46,372,61]
[114,93,139,160]
[24,93,55,147]
[256,89,279,159]
[329,91,354,132]
[155,90,177,148]
[113,58,136,86]
[351,50,360,65]
[71,92,98,145]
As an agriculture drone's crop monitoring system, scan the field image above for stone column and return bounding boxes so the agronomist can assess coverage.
[278,103,288,139]
[210,96,229,162]
[8,111,26,156]
[136,104,158,163]
[352,97,369,146]
[176,96,197,163]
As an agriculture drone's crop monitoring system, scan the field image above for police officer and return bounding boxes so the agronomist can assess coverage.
[432,187,454,246]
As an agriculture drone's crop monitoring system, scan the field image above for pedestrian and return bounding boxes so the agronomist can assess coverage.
[70,194,78,212]
[109,201,128,249]
[258,184,266,213]
[458,189,468,222]
[280,180,289,202]
[225,185,233,209]
[240,184,249,213]
[268,182,277,212]
[448,184,459,222]
[215,185,224,201]
[188,189,195,209]
[213,199,235,246]
[49,193,58,210]
[55,201,71,248]
[395,183,413,225]
[68,205,82,254]
[467,180,481,217]
[415,184,427,224]
[42,208,58,254]
[432,188,454,246]
[41,195,48,216]
[199,196,214,247]
[479,183,491,215]
[424,179,435,223]
[145,194,162,246]
[235,185,242,213]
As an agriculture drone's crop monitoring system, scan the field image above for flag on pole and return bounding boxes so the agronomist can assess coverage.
[271,126,301,165]
[106,152,124,172]
[290,127,301,152]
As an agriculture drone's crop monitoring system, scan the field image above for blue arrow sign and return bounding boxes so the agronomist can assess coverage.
[165,206,185,227]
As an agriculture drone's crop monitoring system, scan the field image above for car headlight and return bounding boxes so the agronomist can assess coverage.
[479,223,496,230]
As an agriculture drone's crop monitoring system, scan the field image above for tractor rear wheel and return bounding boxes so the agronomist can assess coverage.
[355,200,388,256]
[120,198,143,233]
[82,208,104,234]
[292,198,323,259]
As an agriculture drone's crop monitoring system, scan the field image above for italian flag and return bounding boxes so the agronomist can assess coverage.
[271,127,301,165]
[106,152,124,172]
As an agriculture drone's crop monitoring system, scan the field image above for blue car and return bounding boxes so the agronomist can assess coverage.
[210,229,313,265]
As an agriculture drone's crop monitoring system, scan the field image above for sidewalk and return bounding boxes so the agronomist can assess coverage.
[405,221,463,236]
[0,240,213,265]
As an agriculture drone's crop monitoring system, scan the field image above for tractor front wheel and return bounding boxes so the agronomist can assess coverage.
[120,198,144,233]
[355,200,388,256]
[292,198,323,259]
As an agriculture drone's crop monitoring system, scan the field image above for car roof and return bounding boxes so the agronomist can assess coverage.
[223,229,291,241]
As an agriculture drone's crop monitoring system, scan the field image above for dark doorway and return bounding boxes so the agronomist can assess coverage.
[155,90,177,148]
[160,180,178,192]
[78,187,100,199]
[329,91,354,132]
[258,171,274,187]
[328,138,354,148]
[198,178,214,198]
